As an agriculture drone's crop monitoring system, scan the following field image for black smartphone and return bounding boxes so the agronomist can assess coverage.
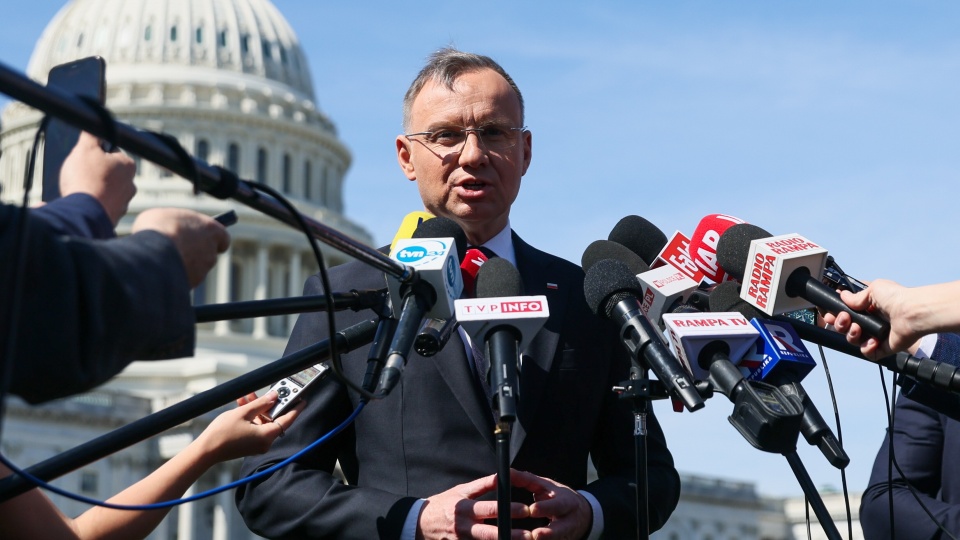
[41,56,107,202]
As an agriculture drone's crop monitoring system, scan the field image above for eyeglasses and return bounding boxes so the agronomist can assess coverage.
[404,125,527,156]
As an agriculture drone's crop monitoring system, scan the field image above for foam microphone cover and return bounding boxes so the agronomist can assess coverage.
[581,239,651,275]
[707,281,764,320]
[689,214,746,283]
[716,223,773,281]
[608,215,669,265]
[583,259,641,318]
[475,257,523,299]
[411,216,468,262]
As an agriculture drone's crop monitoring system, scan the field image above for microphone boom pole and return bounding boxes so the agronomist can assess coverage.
[0,61,412,285]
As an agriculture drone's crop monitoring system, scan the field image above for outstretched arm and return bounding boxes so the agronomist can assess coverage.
[0,392,301,540]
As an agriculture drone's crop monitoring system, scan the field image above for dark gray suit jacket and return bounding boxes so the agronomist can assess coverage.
[236,233,680,539]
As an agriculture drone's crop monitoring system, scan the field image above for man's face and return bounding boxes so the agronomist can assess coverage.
[396,68,531,245]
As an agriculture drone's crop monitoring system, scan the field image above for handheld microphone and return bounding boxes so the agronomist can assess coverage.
[377,218,466,396]
[688,213,746,283]
[583,258,704,412]
[456,258,549,421]
[709,281,850,468]
[716,223,889,340]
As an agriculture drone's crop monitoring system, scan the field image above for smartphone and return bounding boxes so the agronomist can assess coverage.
[42,56,107,202]
[264,362,330,420]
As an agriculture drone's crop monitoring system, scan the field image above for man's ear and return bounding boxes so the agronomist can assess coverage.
[396,136,417,181]
[520,129,532,175]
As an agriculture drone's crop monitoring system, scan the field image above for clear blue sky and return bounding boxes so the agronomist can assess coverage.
[3,1,960,501]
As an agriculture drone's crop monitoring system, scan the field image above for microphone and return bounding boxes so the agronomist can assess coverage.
[377,218,466,396]
[582,239,701,330]
[456,258,549,421]
[608,214,705,284]
[688,213,746,284]
[388,211,434,255]
[608,215,668,265]
[709,281,850,468]
[716,223,890,340]
[583,258,705,412]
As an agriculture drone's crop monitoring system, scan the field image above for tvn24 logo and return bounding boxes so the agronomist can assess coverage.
[395,240,450,265]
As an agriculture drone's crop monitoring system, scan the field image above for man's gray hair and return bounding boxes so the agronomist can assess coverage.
[402,47,524,131]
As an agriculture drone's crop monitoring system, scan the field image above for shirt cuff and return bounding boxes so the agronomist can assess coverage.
[914,333,939,359]
[578,490,604,540]
[401,499,426,540]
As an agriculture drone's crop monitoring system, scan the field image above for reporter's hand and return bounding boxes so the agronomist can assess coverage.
[60,131,136,226]
[195,391,305,465]
[418,473,530,540]
[131,208,230,287]
[825,279,919,359]
[512,469,592,540]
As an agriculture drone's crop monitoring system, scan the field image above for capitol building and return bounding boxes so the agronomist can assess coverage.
[0,1,862,538]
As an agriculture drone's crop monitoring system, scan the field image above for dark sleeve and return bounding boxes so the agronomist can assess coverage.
[859,393,958,539]
[1,205,195,403]
[31,193,115,239]
[235,269,417,540]
[898,333,960,421]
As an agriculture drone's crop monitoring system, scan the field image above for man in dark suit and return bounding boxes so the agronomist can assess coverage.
[859,333,960,539]
[236,47,680,539]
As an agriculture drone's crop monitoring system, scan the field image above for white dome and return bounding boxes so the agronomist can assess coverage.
[28,0,315,100]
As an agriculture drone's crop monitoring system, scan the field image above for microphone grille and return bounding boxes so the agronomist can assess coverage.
[583,259,641,318]
[475,257,523,298]
[608,215,668,265]
[716,223,773,281]
[581,239,650,275]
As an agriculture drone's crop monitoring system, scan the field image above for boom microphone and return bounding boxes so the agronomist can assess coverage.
[716,223,889,340]
[583,259,704,411]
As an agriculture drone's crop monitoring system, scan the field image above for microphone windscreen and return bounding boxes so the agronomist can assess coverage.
[412,217,467,262]
[608,215,668,265]
[389,211,434,255]
[716,223,773,281]
[708,281,764,319]
[581,239,650,275]
[583,259,640,317]
[475,257,523,298]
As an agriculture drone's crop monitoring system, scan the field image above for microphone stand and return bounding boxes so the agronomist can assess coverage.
[614,369,713,540]
[0,317,380,503]
[488,331,519,540]
[0,61,414,286]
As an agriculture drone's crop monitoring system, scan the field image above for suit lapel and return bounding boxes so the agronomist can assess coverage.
[509,232,565,462]
[432,330,496,449]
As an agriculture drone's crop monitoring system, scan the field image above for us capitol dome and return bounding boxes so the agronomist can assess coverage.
[0,2,373,538]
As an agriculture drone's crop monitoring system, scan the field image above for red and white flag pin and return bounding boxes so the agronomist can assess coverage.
[546,282,558,290]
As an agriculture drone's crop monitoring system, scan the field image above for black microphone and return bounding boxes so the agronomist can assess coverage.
[456,258,549,421]
[377,218,466,396]
[583,258,705,412]
[607,215,668,266]
[716,223,889,340]
[708,281,850,469]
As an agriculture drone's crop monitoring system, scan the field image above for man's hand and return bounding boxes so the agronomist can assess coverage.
[512,469,592,540]
[59,131,137,226]
[132,208,230,287]
[418,473,530,540]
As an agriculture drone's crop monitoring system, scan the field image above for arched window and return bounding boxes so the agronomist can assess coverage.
[195,138,209,162]
[227,142,240,174]
[303,159,312,200]
[195,26,203,44]
[218,29,227,47]
[144,25,152,42]
[256,147,268,183]
[240,34,250,54]
[170,25,178,42]
[282,153,291,193]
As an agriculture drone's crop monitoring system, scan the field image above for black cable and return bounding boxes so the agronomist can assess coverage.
[242,181,377,401]
[816,344,853,539]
